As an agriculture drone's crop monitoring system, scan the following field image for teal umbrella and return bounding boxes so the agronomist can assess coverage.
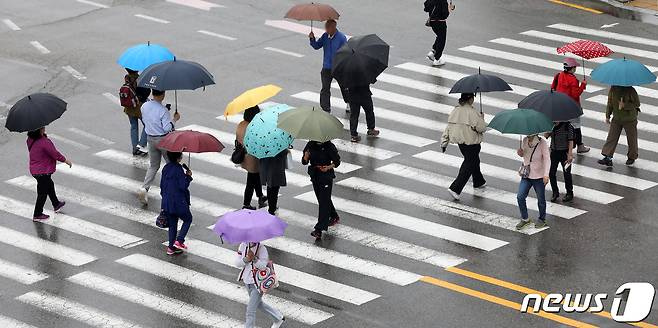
[591,58,656,86]
[488,109,554,135]
[277,106,343,142]
[244,104,294,159]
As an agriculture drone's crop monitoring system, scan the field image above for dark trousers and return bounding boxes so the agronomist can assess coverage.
[549,150,573,196]
[450,144,486,194]
[33,174,60,217]
[349,97,376,137]
[312,177,338,232]
[320,69,348,112]
[574,128,583,146]
[243,172,264,207]
[166,209,193,248]
[267,186,280,215]
[430,21,447,58]
[602,120,638,160]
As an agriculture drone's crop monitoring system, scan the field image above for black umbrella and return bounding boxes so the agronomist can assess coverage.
[449,68,512,113]
[5,93,67,132]
[332,34,389,88]
[518,90,583,122]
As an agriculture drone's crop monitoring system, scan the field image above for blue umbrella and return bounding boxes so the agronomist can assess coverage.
[244,104,294,159]
[117,42,174,71]
[591,58,656,86]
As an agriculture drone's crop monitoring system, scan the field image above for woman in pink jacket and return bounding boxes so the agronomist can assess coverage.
[27,127,71,221]
[515,134,550,230]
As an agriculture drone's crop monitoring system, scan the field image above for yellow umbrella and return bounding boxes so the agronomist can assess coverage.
[224,84,282,117]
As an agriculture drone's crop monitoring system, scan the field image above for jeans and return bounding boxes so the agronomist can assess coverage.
[33,174,60,217]
[450,144,486,194]
[244,172,264,207]
[166,209,193,248]
[142,135,169,191]
[349,97,376,137]
[267,186,280,215]
[245,283,282,328]
[517,178,546,221]
[549,150,573,196]
[430,21,447,58]
[312,176,338,232]
[602,119,638,160]
[128,116,147,151]
[320,68,348,112]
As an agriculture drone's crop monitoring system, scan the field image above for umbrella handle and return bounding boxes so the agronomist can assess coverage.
[175,90,178,114]
[582,57,586,81]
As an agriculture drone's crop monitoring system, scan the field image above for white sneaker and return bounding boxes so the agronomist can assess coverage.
[432,58,446,66]
[271,317,285,328]
[137,187,148,205]
[137,145,148,153]
[426,50,435,61]
[448,188,460,200]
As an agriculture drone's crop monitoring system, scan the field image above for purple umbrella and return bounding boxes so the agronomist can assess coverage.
[213,209,288,244]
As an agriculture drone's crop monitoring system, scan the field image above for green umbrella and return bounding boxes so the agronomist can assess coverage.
[488,109,553,135]
[277,106,344,142]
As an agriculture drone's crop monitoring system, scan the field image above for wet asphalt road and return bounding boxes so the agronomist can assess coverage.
[1,0,658,327]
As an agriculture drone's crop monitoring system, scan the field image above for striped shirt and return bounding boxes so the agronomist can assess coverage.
[549,122,574,151]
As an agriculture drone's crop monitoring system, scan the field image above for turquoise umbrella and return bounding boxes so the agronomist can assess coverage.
[591,58,656,86]
[244,104,294,159]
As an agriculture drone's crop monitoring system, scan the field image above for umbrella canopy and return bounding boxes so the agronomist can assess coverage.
[244,104,295,159]
[213,209,288,244]
[157,130,224,153]
[488,109,554,135]
[5,93,67,132]
[332,34,389,88]
[591,58,657,87]
[117,42,174,72]
[277,106,343,142]
[284,3,339,22]
[557,40,612,59]
[136,58,215,91]
[518,90,583,122]
[449,69,512,94]
[224,85,282,117]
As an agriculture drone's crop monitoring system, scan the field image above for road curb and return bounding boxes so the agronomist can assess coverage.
[569,0,658,25]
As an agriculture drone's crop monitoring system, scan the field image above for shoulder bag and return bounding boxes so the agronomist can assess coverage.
[518,142,539,179]
[231,140,246,164]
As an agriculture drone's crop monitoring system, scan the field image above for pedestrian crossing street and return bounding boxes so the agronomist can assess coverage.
[2,21,658,327]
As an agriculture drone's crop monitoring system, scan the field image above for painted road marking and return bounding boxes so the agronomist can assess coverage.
[548,0,602,14]
[334,116,435,147]
[62,65,87,80]
[183,239,380,305]
[68,271,244,327]
[167,0,223,10]
[0,315,37,328]
[134,14,170,24]
[67,127,114,145]
[415,150,623,204]
[265,19,338,38]
[0,259,48,285]
[0,226,96,266]
[77,0,109,8]
[337,177,546,234]
[277,208,467,267]
[264,47,304,58]
[48,133,90,150]
[102,92,120,105]
[17,291,146,328]
[2,19,21,31]
[29,41,50,54]
[197,30,236,40]
[549,23,658,47]
[377,163,586,219]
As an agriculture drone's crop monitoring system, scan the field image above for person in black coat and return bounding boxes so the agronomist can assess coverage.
[346,84,379,143]
[259,149,288,215]
[302,141,341,240]
[424,0,453,66]
[160,151,193,256]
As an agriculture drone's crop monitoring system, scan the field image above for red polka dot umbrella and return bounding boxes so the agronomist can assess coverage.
[557,40,613,79]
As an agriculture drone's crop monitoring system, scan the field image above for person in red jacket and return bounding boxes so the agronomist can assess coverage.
[552,58,590,154]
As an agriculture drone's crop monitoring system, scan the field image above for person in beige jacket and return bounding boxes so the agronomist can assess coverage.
[441,93,488,200]
[236,106,268,210]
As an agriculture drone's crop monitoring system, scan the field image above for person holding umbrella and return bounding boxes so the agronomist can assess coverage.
[302,140,341,240]
[346,84,379,143]
[260,149,288,216]
[120,73,148,156]
[551,58,589,154]
[546,121,575,203]
[236,106,268,210]
[598,85,641,167]
[441,93,488,200]
[309,19,349,113]
[160,151,193,255]
[516,134,551,230]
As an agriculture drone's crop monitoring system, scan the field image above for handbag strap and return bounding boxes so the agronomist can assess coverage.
[528,142,539,163]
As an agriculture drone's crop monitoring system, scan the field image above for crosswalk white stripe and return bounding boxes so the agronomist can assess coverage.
[334,116,435,147]
[17,291,146,328]
[0,226,96,266]
[77,0,109,8]
[337,177,546,234]
[117,254,332,325]
[377,163,586,219]
[264,46,305,58]
[166,0,224,10]
[67,127,114,145]
[277,209,467,267]
[184,124,361,174]
[265,237,422,285]
[0,315,37,328]
[0,259,48,284]
[2,19,21,31]
[48,133,90,150]
[548,23,658,48]
[295,192,508,251]
[587,94,658,117]
[68,271,244,327]
[134,14,170,24]
[197,30,236,41]
[182,239,379,305]
[415,150,623,204]
[29,41,50,54]
[580,146,658,173]
[0,195,146,249]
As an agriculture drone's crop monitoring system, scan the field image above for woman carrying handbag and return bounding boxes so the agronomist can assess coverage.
[515,134,551,230]
[235,106,268,210]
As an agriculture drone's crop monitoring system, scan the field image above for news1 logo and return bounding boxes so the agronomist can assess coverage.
[520,283,656,322]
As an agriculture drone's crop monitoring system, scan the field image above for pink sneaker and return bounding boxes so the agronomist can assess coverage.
[33,214,50,221]
[167,247,183,255]
[174,240,188,250]
[54,201,66,213]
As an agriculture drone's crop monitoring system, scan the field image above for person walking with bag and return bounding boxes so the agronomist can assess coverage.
[302,140,341,240]
[552,58,590,154]
[598,85,641,167]
[309,19,349,113]
[235,242,285,328]
[236,106,268,210]
[160,151,193,255]
[27,127,72,221]
[515,135,550,230]
[441,93,487,200]
[546,122,575,203]
[259,149,288,215]
[119,74,148,156]
[424,0,454,66]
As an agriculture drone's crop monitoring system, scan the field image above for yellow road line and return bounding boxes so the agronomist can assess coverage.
[420,276,597,328]
[548,0,604,14]
[446,267,658,328]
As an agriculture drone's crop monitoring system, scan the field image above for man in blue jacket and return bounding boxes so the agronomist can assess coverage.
[309,19,348,113]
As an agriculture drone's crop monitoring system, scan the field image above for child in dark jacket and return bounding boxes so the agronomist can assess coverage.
[160,151,193,255]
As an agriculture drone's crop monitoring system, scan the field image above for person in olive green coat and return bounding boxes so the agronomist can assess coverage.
[598,86,641,167]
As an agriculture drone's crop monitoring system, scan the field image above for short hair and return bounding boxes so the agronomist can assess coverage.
[167,151,183,163]
[326,19,337,25]
[152,89,165,97]
[243,105,260,122]
[27,129,43,140]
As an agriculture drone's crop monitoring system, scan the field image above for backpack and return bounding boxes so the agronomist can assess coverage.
[119,83,138,108]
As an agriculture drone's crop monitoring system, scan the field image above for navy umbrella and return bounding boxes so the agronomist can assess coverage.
[518,90,583,122]
[332,34,389,88]
[449,68,512,113]
[5,93,67,132]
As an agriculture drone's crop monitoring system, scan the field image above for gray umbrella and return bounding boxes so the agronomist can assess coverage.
[449,68,512,113]
[5,93,67,132]
[518,90,583,122]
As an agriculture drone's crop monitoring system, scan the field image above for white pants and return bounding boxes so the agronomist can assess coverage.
[245,283,282,328]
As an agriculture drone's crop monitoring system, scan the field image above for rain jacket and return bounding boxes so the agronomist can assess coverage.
[310,31,347,69]
[441,104,487,147]
[424,0,450,21]
[160,162,192,215]
[606,86,640,123]
[236,120,259,173]
[235,242,269,285]
[27,136,66,175]
[552,71,586,105]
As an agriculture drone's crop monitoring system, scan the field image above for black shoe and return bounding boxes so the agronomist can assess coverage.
[562,193,574,202]
[550,193,560,203]
[598,157,613,167]
[242,205,256,210]
[310,230,322,240]
[625,159,635,166]
[329,216,340,227]
[133,149,147,157]
[350,135,361,143]
[258,196,268,209]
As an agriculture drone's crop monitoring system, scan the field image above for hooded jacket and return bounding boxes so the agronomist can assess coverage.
[441,104,487,147]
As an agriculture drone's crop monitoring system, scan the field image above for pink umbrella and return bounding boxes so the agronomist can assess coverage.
[557,40,613,79]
